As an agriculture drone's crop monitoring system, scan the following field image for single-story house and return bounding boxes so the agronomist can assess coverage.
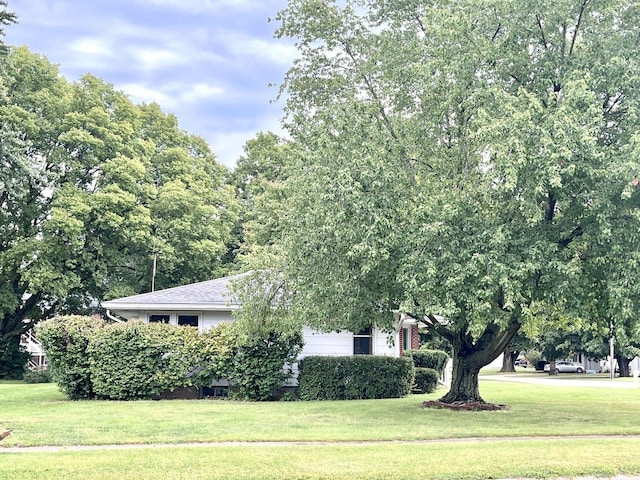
[101,273,420,360]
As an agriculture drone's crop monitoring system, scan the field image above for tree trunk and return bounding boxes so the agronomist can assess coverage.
[439,353,483,403]
[616,355,630,377]
[500,346,517,373]
[548,360,558,375]
[435,314,522,405]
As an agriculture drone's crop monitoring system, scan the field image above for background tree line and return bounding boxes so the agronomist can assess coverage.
[0,1,291,378]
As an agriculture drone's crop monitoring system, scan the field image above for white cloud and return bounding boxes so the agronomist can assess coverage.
[69,37,114,57]
[225,34,298,66]
[124,46,189,71]
[9,0,77,28]
[6,0,296,169]
[181,83,225,103]
[133,0,274,14]
[117,83,177,108]
[117,80,225,111]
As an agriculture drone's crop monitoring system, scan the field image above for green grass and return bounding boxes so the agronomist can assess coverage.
[3,380,640,446]
[3,439,640,480]
[2,379,640,479]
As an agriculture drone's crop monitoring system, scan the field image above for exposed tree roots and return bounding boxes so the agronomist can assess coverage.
[422,400,508,411]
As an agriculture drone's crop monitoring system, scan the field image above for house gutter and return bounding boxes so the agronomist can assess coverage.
[105,309,123,323]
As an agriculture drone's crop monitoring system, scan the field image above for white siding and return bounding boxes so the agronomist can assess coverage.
[373,329,398,357]
[111,309,401,359]
[300,328,353,357]
[201,311,233,330]
[299,326,399,358]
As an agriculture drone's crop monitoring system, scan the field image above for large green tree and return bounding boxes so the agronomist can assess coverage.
[0,47,239,375]
[138,103,240,291]
[273,0,640,403]
[229,132,297,266]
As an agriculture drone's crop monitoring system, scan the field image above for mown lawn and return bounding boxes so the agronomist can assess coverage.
[1,378,640,479]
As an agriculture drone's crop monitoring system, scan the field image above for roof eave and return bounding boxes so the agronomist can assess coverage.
[102,302,240,311]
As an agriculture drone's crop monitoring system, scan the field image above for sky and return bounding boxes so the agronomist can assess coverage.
[3,0,297,168]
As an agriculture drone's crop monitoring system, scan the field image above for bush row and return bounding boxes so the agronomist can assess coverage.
[413,367,440,393]
[403,349,449,394]
[403,349,449,372]
[37,316,438,402]
[296,355,415,400]
[36,316,303,401]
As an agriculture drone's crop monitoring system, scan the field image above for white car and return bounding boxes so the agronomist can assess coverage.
[543,361,585,373]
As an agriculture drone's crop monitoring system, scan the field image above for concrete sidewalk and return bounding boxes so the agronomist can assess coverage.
[481,373,639,389]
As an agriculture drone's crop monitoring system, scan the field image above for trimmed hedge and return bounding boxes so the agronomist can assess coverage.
[22,368,52,384]
[403,349,448,394]
[297,355,414,400]
[35,315,105,399]
[87,321,208,400]
[413,367,440,393]
[36,315,304,401]
[404,349,449,372]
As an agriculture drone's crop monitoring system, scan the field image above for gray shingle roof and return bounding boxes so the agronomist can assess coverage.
[102,273,246,308]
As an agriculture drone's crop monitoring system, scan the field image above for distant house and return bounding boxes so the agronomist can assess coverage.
[101,273,420,360]
[20,329,47,370]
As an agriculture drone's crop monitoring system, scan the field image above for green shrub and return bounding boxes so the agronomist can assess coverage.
[36,313,303,402]
[297,356,414,401]
[279,391,297,401]
[35,315,105,399]
[228,271,306,401]
[404,349,449,372]
[296,356,347,401]
[190,322,235,386]
[0,336,30,380]
[87,321,205,400]
[525,349,542,368]
[222,326,305,401]
[22,367,52,384]
[413,367,439,393]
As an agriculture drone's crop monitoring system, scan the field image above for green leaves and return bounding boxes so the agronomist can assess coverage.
[272,0,640,398]
[0,47,239,341]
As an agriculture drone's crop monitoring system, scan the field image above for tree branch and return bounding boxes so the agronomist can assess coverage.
[536,14,551,49]
[492,23,502,42]
[427,313,455,343]
[340,37,424,176]
[559,224,584,248]
[1,292,43,340]
[569,0,590,56]
[545,191,556,222]
[414,15,426,35]
[407,311,455,344]
[604,92,624,116]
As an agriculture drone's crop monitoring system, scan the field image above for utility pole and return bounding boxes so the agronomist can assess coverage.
[151,251,158,292]
[609,321,615,381]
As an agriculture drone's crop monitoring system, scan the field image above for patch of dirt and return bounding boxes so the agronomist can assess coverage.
[422,400,508,411]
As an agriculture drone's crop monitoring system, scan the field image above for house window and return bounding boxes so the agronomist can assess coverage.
[178,315,199,327]
[353,327,372,355]
[149,314,170,323]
